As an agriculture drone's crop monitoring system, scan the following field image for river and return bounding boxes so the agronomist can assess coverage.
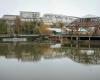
[0,41,100,80]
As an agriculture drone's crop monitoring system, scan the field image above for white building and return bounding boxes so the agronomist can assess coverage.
[48,28,61,33]
[20,11,40,22]
[43,14,78,25]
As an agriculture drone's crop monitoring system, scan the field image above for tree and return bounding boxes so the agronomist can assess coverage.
[0,19,7,34]
[38,24,49,35]
[58,21,64,43]
[20,21,34,34]
[15,16,21,34]
[58,21,64,29]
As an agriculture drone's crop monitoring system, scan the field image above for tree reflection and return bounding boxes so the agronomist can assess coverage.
[0,42,100,65]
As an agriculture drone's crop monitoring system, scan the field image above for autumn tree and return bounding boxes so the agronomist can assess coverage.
[38,24,49,35]
[15,16,21,34]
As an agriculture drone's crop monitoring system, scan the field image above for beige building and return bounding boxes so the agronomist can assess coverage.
[3,15,18,25]
[3,15,19,34]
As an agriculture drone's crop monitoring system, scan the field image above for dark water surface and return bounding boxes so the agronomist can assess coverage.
[0,41,100,80]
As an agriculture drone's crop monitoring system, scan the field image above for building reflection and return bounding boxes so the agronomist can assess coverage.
[0,41,100,65]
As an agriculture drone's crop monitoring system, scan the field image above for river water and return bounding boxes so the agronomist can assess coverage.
[0,41,100,80]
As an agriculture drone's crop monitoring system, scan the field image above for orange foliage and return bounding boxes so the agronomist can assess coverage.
[39,24,50,34]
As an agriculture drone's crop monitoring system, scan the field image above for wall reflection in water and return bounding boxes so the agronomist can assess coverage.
[0,41,100,65]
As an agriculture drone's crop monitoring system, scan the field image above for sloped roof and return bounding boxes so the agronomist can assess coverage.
[82,14,98,18]
[67,17,100,27]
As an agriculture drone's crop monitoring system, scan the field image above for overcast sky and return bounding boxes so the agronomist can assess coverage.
[0,0,100,17]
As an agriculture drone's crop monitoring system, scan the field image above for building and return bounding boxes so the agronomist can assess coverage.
[20,11,41,22]
[66,17,100,36]
[3,15,18,25]
[3,15,19,34]
[43,14,78,25]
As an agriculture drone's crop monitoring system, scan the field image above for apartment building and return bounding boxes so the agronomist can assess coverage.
[20,11,41,22]
[43,14,78,25]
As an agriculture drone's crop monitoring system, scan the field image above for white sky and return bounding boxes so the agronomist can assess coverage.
[0,0,100,17]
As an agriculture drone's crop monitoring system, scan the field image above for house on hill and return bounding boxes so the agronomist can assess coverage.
[66,16,100,36]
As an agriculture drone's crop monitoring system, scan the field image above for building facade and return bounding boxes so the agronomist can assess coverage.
[20,11,40,22]
[3,15,19,34]
[43,14,78,25]
[3,15,18,25]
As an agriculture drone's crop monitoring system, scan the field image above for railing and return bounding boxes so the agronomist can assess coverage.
[0,34,11,37]
[0,34,39,37]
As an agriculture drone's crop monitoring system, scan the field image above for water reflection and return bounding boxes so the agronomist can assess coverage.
[0,41,100,65]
